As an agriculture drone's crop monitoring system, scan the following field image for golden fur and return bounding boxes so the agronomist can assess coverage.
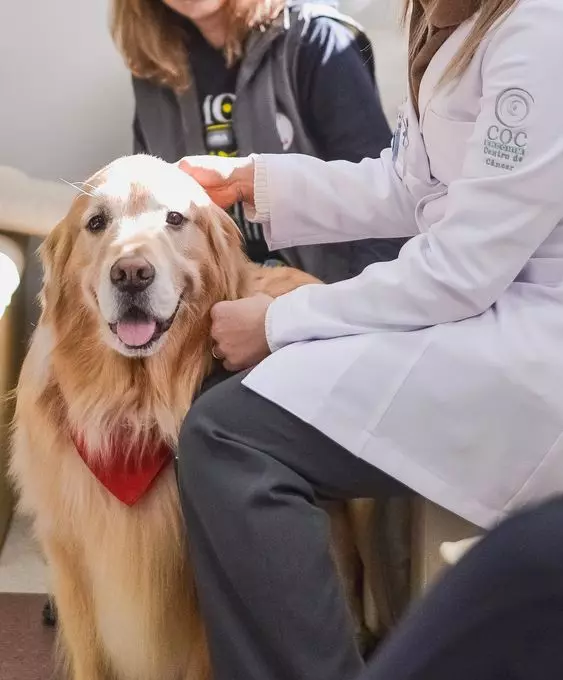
[10,155,375,680]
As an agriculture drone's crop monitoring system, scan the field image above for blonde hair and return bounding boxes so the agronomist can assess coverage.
[404,0,518,84]
[111,0,285,92]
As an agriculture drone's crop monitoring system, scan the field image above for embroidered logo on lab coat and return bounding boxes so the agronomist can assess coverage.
[483,88,534,172]
[495,88,534,128]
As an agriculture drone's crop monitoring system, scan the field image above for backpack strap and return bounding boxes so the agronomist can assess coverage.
[284,2,375,81]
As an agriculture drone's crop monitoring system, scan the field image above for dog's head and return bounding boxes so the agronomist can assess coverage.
[41,155,245,358]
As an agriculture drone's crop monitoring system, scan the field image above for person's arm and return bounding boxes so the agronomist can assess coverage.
[251,150,419,249]
[251,16,413,254]
[295,16,391,163]
[264,1,563,350]
[180,147,420,245]
[247,16,418,246]
[292,17,408,265]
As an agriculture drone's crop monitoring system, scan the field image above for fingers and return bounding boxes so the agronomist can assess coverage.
[211,342,245,372]
[210,301,229,364]
[211,302,229,370]
[178,160,215,184]
[178,161,234,209]
[210,300,229,320]
[176,156,255,210]
[210,303,245,370]
[177,156,234,178]
[209,296,270,372]
[177,156,217,172]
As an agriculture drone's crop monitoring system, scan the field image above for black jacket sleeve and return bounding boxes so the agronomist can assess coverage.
[296,17,392,163]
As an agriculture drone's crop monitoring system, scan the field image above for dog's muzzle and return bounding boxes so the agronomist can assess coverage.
[110,256,155,294]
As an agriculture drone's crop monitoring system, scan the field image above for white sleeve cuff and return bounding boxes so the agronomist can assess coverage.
[265,295,288,353]
[243,154,271,224]
[264,287,310,353]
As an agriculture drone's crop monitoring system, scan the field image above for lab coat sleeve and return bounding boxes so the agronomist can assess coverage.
[264,1,563,351]
[249,148,419,248]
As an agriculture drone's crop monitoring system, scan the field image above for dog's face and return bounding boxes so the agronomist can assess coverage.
[42,155,243,358]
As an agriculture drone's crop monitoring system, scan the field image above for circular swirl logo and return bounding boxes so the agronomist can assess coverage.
[495,88,534,128]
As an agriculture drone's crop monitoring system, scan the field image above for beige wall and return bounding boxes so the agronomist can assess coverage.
[342,0,408,122]
[0,1,133,183]
[0,0,133,336]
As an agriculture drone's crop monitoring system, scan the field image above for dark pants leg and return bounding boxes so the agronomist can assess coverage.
[177,370,407,680]
[360,497,563,680]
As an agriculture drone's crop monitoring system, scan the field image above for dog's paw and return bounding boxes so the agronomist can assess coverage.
[41,597,58,627]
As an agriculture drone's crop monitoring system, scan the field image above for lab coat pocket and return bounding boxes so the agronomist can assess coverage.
[401,99,440,200]
[423,108,475,185]
[414,187,448,233]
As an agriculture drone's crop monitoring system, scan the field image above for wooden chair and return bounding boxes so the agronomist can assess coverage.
[0,233,26,553]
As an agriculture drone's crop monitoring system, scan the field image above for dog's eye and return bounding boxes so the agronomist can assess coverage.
[166,211,185,228]
[86,214,108,233]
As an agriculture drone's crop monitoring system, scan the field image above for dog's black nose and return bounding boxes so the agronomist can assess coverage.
[110,257,155,293]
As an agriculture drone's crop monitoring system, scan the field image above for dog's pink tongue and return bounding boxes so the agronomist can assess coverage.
[116,320,156,347]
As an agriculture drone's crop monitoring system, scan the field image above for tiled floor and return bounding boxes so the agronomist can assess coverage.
[0,513,48,593]
[0,515,55,679]
[0,593,59,680]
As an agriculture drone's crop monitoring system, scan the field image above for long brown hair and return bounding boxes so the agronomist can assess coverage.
[404,0,518,84]
[111,0,285,92]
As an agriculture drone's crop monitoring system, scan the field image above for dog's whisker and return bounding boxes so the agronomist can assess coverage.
[74,181,99,193]
[59,178,95,197]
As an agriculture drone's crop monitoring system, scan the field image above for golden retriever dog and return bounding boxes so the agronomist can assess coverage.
[10,155,379,680]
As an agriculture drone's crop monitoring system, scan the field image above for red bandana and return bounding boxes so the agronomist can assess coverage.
[72,433,174,506]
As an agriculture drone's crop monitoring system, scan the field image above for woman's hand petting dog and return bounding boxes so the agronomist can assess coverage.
[211,294,272,371]
[178,156,255,210]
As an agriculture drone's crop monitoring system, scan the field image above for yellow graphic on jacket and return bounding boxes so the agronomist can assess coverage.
[202,93,237,157]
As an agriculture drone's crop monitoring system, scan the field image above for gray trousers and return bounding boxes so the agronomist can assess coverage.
[177,369,407,680]
[179,372,563,680]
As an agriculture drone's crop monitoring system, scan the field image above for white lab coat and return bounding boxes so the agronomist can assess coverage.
[243,0,563,529]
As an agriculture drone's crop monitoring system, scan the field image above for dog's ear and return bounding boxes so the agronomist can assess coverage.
[195,203,247,301]
[38,216,74,321]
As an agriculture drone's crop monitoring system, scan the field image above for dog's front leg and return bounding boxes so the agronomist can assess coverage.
[44,535,109,680]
